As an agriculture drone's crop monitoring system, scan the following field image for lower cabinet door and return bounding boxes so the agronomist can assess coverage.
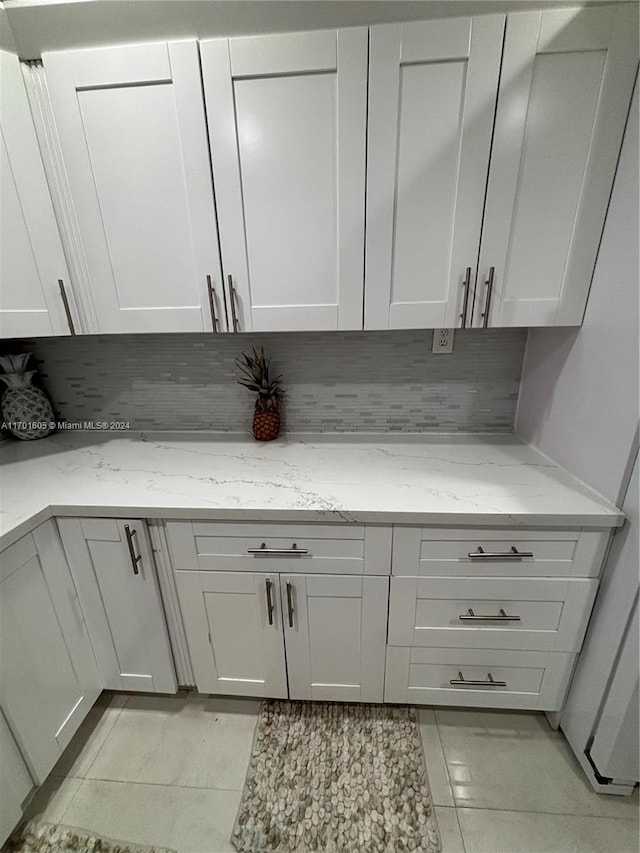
[175,570,288,698]
[58,518,176,693]
[0,526,100,783]
[282,574,388,702]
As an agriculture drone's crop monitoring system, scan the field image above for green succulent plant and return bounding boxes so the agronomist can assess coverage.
[236,347,283,413]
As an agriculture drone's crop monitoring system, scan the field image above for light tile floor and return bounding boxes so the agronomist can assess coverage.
[20,693,639,853]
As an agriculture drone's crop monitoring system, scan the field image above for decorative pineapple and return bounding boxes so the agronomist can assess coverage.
[0,353,55,441]
[236,347,283,441]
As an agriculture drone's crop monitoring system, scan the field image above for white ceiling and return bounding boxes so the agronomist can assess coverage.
[0,0,628,59]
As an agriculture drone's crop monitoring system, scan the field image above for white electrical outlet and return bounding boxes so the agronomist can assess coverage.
[432,329,454,353]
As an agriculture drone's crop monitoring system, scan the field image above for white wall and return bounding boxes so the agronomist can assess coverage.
[516,83,639,505]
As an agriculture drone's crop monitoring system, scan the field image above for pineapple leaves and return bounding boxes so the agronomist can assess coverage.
[235,346,283,410]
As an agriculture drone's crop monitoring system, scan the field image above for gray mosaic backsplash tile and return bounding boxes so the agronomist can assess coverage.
[17,329,526,433]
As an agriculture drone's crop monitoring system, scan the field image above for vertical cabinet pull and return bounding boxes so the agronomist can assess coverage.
[227,275,240,332]
[124,524,141,576]
[265,578,274,625]
[58,279,76,335]
[206,275,219,332]
[286,582,294,628]
[460,267,472,328]
[481,267,495,328]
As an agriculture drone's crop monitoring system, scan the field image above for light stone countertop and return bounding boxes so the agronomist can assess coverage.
[0,431,623,551]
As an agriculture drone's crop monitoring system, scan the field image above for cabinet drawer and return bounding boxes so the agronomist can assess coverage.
[388,576,597,652]
[392,527,608,578]
[384,647,575,710]
[166,521,391,575]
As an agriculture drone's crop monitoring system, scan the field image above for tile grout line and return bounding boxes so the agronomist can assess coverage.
[453,807,468,853]
[70,695,129,784]
[72,777,244,795]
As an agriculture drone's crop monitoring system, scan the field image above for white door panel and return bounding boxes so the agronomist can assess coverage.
[0,50,73,338]
[201,28,367,331]
[58,518,177,693]
[476,5,638,327]
[0,526,100,784]
[175,570,288,698]
[43,41,223,333]
[365,16,505,330]
[283,574,388,702]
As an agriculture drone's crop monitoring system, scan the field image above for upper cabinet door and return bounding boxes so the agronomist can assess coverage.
[0,51,75,339]
[43,41,225,333]
[201,29,368,332]
[365,17,505,330]
[476,5,639,328]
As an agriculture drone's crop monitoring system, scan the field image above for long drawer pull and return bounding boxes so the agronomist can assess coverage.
[124,524,142,576]
[248,543,308,556]
[467,546,534,560]
[459,608,521,622]
[450,672,507,687]
[265,578,274,626]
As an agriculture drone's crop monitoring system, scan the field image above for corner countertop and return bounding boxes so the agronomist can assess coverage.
[0,431,623,551]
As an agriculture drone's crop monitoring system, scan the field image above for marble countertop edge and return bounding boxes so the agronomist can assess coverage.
[0,431,624,552]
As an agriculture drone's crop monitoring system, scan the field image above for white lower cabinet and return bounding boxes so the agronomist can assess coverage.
[58,518,177,693]
[388,576,598,652]
[0,710,33,847]
[0,522,101,784]
[282,574,388,702]
[175,570,388,703]
[175,571,288,698]
[385,525,606,711]
[384,647,575,710]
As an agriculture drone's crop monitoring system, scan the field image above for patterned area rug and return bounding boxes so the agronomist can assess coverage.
[232,700,441,853]
[4,821,176,853]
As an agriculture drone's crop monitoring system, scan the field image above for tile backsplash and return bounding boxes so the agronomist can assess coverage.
[18,329,526,433]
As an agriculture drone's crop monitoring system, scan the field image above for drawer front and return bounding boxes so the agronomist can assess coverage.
[393,527,609,578]
[166,521,391,575]
[388,576,597,652]
[384,646,575,710]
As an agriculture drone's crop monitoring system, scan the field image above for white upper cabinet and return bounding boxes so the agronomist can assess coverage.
[201,29,368,332]
[475,5,639,327]
[0,50,76,339]
[43,41,225,333]
[365,16,505,330]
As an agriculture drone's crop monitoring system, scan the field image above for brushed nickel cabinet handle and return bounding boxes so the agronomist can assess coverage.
[460,267,472,328]
[481,266,495,328]
[450,672,507,687]
[248,543,308,556]
[124,524,141,576]
[459,608,521,622]
[286,581,294,628]
[58,279,76,335]
[228,275,240,332]
[206,275,219,332]
[467,546,534,560]
[265,578,274,626]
